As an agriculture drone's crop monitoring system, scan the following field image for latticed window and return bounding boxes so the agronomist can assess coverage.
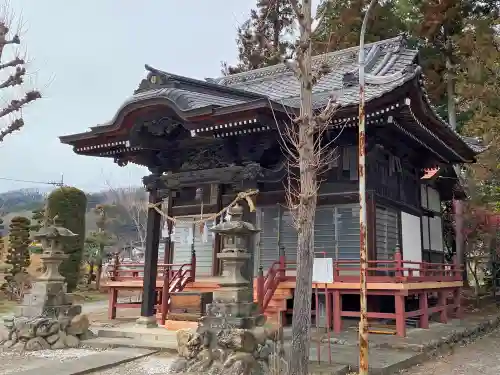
[254,204,360,275]
[375,206,399,264]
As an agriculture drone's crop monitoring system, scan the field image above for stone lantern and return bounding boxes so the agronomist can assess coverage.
[200,204,260,330]
[35,224,76,282]
[18,220,80,318]
[169,204,277,375]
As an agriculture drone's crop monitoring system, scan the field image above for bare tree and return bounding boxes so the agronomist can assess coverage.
[250,1,338,374]
[0,3,41,142]
[285,3,339,375]
[103,182,148,248]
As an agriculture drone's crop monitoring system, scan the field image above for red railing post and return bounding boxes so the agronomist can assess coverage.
[257,266,264,313]
[394,244,403,278]
[279,245,286,281]
[190,249,197,281]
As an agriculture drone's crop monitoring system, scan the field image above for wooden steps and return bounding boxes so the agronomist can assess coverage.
[160,278,293,329]
[184,280,220,293]
[253,280,293,323]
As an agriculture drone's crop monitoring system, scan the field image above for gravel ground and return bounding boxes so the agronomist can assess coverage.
[92,328,500,375]
[92,354,176,375]
[402,329,500,375]
[0,348,100,375]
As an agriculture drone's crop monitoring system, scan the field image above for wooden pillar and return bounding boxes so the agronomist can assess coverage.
[419,291,429,329]
[160,190,173,325]
[163,191,173,264]
[108,288,117,320]
[453,288,462,318]
[395,294,406,337]
[213,184,223,276]
[333,290,342,333]
[439,290,448,323]
[137,184,162,327]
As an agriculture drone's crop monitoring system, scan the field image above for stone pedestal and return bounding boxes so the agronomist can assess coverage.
[18,280,80,318]
[17,226,80,319]
[135,315,158,328]
[169,204,279,375]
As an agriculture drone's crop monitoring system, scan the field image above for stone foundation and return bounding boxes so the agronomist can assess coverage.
[0,313,94,351]
[169,324,280,375]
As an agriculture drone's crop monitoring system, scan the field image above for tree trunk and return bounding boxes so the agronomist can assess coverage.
[88,261,94,285]
[96,260,103,291]
[289,2,316,375]
[446,42,465,282]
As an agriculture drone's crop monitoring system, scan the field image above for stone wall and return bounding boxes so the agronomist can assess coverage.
[0,314,94,351]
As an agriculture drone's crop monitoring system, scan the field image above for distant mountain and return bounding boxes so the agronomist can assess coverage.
[0,188,47,214]
[0,187,147,248]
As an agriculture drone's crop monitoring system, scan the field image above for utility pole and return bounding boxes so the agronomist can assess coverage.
[358,1,377,374]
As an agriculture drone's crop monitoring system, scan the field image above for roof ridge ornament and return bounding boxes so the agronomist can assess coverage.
[134,64,176,94]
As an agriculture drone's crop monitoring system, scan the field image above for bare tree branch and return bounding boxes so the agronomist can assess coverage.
[103,180,148,248]
[0,3,41,143]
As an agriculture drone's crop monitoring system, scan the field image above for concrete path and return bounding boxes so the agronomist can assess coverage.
[82,297,138,314]
[402,328,500,375]
[87,354,177,375]
[0,348,156,375]
[81,300,109,314]
[0,348,99,375]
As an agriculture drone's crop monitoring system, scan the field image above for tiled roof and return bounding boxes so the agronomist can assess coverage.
[459,135,487,154]
[128,35,417,112]
[120,87,248,112]
[60,35,485,160]
[212,35,418,109]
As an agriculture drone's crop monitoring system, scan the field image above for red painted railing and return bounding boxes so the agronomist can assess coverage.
[333,252,462,283]
[105,252,196,322]
[159,260,196,325]
[256,252,292,312]
[255,251,463,313]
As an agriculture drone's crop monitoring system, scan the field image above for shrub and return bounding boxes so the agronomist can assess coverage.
[46,187,87,292]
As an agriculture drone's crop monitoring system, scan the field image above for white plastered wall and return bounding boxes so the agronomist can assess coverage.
[401,212,422,275]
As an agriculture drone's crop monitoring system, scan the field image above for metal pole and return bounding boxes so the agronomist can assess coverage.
[358,1,377,374]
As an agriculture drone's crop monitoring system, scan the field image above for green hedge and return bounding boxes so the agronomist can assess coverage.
[6,216,31,280]
[46,187,87,292]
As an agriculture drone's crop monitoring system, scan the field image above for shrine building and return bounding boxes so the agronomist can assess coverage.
[60,35,484,336]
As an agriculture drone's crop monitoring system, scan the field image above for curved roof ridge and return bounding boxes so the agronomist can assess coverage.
[214,35,409,86]
[141,64,265,100]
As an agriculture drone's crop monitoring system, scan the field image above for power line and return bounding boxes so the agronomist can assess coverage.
[0,174,64,187]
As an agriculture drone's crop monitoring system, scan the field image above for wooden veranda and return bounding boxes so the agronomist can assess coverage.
[104,248,463,337]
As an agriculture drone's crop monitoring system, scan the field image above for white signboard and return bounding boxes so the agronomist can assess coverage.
[313,258,334,283]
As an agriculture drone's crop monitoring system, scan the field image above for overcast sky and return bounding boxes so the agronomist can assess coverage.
[0,0,320,193]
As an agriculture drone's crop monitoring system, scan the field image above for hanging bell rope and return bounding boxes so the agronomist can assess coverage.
[147,189,259,225]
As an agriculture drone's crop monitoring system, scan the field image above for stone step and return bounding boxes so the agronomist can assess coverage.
[83,337,178,352]
[164,319,198,331]
[96,325,178,345]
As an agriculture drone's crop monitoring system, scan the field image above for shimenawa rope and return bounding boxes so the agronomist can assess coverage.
[147,189,258,225]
